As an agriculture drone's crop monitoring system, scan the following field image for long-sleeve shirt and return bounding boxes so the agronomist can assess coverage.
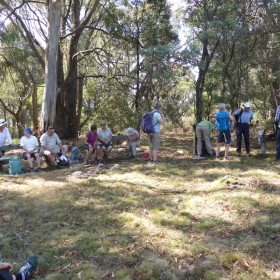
[275,106,280,128]
[0,127,13,146]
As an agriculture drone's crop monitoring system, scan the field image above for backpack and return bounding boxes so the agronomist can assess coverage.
[234,109,243,123]
[215,111,231,132]
[71,146,79,161]
[141,110,158,134]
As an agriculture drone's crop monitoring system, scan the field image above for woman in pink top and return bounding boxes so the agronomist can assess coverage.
[84,124,97,163]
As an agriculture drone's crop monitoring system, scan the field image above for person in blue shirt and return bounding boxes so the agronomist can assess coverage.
[232,102,254,156]
[210,103,235,160]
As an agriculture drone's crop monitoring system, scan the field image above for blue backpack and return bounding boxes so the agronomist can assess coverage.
[141,110,158,134]
[215,111,231,132]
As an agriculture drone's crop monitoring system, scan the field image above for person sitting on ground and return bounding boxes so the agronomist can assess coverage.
[20,128,41,173]
[124,127,140,158]
[0,255,38,280]
[96,120,113,162]
[210,103,235,160]
[195,120,215,158]
[40,125,68,168]
[0,119,13,158]
[84,124,98,163]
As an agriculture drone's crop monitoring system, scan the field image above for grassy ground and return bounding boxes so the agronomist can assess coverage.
[0,131,280,280]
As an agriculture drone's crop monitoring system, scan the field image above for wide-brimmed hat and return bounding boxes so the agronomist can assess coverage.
[124,127,135,136]
[0,119,7,127]
[243,102,251,108]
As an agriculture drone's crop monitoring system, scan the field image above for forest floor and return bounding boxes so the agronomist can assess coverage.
[0,131,280,280]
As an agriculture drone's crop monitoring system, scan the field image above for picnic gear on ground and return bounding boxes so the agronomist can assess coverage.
[9,156,22,175]
[140,152,150,160]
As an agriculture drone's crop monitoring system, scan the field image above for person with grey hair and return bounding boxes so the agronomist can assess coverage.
[232,102,254,156]
[210,103,235,160]
[148,103,165,165]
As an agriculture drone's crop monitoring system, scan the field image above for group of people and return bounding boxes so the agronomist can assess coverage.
[196,102,254,160]
[84,103,165,165]
[0,120,68,172]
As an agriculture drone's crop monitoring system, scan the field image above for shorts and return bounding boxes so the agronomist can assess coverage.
[150,133,161,151]
[43,147,61,156]
[22,150,39,159]
[217,130,231,144]
[98,141,112,149]
[85,144,96,151]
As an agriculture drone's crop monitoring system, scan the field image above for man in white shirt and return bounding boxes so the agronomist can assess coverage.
[0,119,13,158]
[40,126,68,167]
[20,128,41,172]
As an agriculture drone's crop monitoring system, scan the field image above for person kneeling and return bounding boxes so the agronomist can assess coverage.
[20,128,41,172]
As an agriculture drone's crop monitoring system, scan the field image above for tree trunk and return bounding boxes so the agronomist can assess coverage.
[41,0,62,132]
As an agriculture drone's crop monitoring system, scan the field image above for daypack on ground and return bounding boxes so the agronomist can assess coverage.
[215,111,231,131]
[141,110,157,133]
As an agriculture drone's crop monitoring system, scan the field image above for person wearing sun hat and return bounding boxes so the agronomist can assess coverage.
[232,102,254,156]
[0,119,13,158]
[20,128,41,172]
[124,127,140,158]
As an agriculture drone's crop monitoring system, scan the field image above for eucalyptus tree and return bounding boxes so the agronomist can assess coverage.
[0,23,43,136]
[103,0,179,113]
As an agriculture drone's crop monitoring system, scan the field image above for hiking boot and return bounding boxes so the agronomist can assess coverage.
[30,167,34,173]
[247,153,252,157]
[19,255,38,278]
[37,167,42,173]
[236,152,241,157]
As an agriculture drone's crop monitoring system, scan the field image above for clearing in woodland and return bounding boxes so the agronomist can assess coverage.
[0,132,280,280]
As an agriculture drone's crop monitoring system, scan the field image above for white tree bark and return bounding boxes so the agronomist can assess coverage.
[41,0,62,130]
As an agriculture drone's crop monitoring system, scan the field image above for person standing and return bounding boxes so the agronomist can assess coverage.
[195,120,215,157]
[84,124,98,163]
[275,103,280,161]
[148,104,165,165]
[232,102,254,156]
[20,128,41,172]
[210,103,235,160]
[0,119,13,158]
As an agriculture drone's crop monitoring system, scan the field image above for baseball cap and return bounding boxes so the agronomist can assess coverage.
[243,102,251,108]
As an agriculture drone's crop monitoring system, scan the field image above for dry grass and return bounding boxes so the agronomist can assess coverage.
[0,132,280,279]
